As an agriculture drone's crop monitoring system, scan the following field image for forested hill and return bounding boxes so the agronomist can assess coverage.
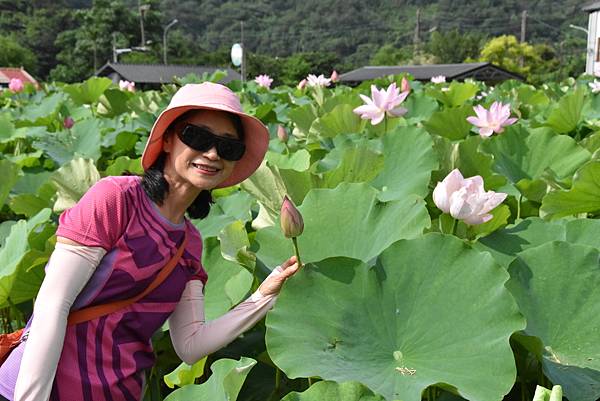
[0,0,590,82]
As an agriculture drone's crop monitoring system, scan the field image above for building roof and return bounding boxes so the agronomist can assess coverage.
[339,62,524,84]
[0,67,38,86]
[95,62,241,84]
[583,1,600,12]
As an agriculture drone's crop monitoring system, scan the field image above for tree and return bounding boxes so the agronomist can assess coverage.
[476,35,558,81]
[0,35,37,73]
[426,29,484,63]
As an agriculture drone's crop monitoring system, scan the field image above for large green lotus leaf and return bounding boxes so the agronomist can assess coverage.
[456,136,506,189]
[309,104,363,138]
[506,242,600,401]
[544,87,585,134]
[9,194,52,218]
[218,220,256,273]
[0,113,15,143]
[474,218,567,267]
[0,159,21,207]
[63,77,113,105]
[540,161,600,219]
[371,126,438,201]
[240,161,288,227]
[97,88,131,117]
[202,237,253,320]
[288,103,318,135]
[0,209,52,307]
[0,221,16,248]
[33,119,102,164]
[317,145,383,189]
[19,92,65,123]
[5,150,43,168]
[164,358,207,389]
[427,81,479,107]
[104,156,144,176]
[50,158,100,212]
[404,93,439,122]
[266,149,311,172]
[164,357,256,401]
[194,191,254,238]
[480,127,590,184]
[281,381,385,401]
[256,183,429,267]
[266,234,524,401]
[423,105,473,141]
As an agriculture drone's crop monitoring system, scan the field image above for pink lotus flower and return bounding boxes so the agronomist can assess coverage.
[63,116,75,129]
[431,75,446,84]
[352,82,409,125]
[277,125,288,142]
[433,169,507,225]
[466,101,518,137]
[254,74,273,89]
[330,70,339,82]
[306,74,331,87]
[297,79,307,90]
[401,77,410,93]
[8,78,24,93]
[119,80,135,92]
[589,80,600,94]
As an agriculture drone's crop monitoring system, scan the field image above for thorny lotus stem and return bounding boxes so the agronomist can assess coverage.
[517,194,522,221]
[292,237,302,268]
[384,115,388,135]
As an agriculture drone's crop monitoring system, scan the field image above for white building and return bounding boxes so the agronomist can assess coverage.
[584,2,600,75]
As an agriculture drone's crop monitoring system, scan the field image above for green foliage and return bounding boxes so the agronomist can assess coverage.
[0,34,37,73]
[426,29,484,63]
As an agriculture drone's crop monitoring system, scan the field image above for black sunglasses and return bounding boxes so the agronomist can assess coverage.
[177,124,246,161]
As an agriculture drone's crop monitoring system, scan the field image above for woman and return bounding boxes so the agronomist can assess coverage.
[0,82,299,401]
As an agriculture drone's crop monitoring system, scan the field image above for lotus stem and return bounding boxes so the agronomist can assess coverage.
[308,377,313,387]
[275,367,281,392]
[517,194,522,221]
[451,218,458,237]
[292,237,302,268]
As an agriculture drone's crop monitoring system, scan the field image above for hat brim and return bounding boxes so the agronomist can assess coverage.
[141,104,269,188]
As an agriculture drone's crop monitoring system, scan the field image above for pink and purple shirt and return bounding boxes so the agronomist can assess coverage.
[0,175,207,401]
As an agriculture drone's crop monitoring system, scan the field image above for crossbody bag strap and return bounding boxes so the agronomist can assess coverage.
[67,229,188,326]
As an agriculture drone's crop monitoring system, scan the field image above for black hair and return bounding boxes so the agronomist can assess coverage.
[140,109,244,220]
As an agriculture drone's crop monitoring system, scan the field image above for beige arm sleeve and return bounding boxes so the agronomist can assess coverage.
[168,267,283,365]
[14,242,106,401]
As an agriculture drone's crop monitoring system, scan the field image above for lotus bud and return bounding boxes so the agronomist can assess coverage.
[277,125,288,143]
[401,77,410,93]
[63,116,75,129]
[280,195,304,238]
[297,79,307,90]
[330,70,339,82]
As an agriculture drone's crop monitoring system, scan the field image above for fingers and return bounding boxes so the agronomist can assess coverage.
[280,255,297,269]
[279,262,301,279]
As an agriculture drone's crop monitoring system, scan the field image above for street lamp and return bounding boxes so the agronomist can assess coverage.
[569,24,589,35]
[138,1,151,48]
[163,19,178,64]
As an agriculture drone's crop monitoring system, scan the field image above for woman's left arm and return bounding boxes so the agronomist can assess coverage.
[168,257,299,364]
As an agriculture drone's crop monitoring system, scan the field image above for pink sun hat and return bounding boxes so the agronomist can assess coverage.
[141,82,269,188]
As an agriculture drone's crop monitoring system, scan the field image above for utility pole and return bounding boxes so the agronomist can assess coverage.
[520,10,527,68]
[520,10,527,43]
[240,21,245,85]
[414,8,421,51]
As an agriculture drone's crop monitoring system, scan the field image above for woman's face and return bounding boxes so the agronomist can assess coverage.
[162,110,240,190]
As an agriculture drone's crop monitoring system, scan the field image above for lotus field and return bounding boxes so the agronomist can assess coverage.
[2,71,600,401]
